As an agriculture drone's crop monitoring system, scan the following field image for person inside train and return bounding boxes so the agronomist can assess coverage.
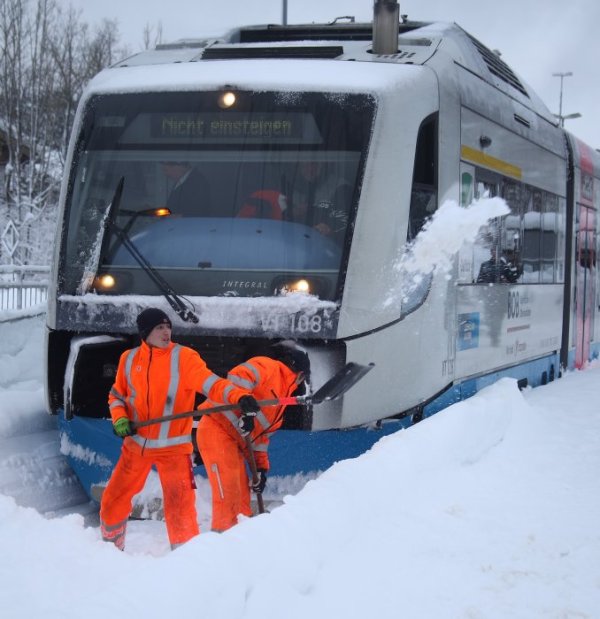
[237,189,289,220]
[195,341,309,532]
[160,161,214,216]
[477,246,523,283]
[285,160,352,241]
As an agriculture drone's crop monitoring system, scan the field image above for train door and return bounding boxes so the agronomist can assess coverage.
[573,143,597,368]
[574,204,596,367]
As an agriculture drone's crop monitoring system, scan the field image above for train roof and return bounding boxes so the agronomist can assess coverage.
[109,19,554,125]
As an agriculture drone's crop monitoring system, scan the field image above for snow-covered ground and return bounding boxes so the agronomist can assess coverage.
[0,311,90,516]
[1,309,599,618]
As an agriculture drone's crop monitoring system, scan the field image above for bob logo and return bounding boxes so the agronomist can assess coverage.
[508,291,520,319]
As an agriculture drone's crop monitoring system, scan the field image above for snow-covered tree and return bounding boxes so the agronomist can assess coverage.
[0,0,128,266]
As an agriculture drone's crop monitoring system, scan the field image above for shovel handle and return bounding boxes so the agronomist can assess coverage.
[245,435,266,515]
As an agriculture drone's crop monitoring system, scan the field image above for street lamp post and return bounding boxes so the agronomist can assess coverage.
[552,71,581,127]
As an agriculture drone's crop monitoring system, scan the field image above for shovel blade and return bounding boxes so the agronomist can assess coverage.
[311,362,374,404]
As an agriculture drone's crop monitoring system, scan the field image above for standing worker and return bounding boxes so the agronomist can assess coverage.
[196,342,310,532]
[100,307,260,551]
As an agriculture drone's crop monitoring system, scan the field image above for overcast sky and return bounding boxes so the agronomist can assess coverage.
[65,0,599,149]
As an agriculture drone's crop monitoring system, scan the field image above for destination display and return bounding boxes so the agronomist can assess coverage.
[113,112,324,144]
[155,114,297,139]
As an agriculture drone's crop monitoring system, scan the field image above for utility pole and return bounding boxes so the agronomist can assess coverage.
[552,71,581,127]
[282,0,288,25]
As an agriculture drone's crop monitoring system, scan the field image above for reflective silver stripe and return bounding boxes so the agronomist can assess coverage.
[241,362,261,385]
[221,408,269,438]
[222,384,235,402]
[256,410,269,429]
[201,373,219,397]
[211,463,224,500]
[159,345,181,443]
[124,347,140,422]
[227,374,255,390]
[222,410,243,435]
[253,443,268,453]
[110,387,126,401]
[101,518,128,532]
[130,434,192,449]
[242,362,260,385]
[109,400,124,411]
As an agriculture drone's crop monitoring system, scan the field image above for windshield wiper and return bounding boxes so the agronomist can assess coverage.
[101,177,199,323]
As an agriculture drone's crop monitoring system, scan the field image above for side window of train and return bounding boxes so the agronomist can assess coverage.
[541,192,561,282]
[473,175,563,285]
[507,183,562,284]
[472,173,505,284]
[407,115,438,241]
[501,181,527,284]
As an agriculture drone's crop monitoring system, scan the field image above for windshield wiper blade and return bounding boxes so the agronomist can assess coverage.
[102,177,199,323]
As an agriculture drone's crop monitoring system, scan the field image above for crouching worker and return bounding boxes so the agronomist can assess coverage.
[196,342,309,532]
[100,307,260,551]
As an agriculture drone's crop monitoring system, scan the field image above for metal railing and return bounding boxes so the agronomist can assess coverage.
[0,265,50,310]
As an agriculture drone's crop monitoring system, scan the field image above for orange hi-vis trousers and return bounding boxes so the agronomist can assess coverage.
[196,419,252,532]
[100,442,199,549]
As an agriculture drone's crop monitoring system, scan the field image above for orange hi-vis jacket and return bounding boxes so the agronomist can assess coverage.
[198,356,300,470]
[108,340,250,456]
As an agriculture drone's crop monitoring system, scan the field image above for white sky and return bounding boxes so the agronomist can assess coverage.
[63,0,600,149]
[1,311,599,617]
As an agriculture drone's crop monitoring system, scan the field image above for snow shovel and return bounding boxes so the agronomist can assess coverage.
[130,361,374,432]
[238,361,373,516]
[244,434,266,515]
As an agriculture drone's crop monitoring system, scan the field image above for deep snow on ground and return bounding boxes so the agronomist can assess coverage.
[0,311,90,515]
[0,311,599,618]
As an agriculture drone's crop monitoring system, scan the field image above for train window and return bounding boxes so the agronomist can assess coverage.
[555,196,566,283]
[472,174,563,285]
[407,115,437,241]
[541,193,559,282]
[60,91,376,300]
[473,175,525,285]
[521,189,541,283]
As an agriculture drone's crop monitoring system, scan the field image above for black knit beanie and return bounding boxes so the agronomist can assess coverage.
[136,308,172,341]
[270,342,310,377]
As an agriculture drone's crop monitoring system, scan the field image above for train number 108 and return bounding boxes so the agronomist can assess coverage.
[261,312,324,334]
[291,313,323,333]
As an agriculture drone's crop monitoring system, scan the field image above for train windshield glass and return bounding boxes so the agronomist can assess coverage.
[62,91,374,301]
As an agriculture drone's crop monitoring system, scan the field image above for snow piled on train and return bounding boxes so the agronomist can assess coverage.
[385,196,509,307]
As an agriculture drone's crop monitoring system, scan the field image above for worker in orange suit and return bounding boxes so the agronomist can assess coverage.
[100,307,260,551]
[196,342,310,532]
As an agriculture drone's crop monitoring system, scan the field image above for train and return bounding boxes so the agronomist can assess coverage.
[46,1,600,500]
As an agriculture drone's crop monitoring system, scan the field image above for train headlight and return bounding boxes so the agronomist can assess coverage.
[289,279,311,293]
[218,90,236,109]
[95,273,116,291]
[274,277,315,296]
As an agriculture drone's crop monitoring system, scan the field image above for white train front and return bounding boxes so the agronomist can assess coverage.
[46,1,600,494]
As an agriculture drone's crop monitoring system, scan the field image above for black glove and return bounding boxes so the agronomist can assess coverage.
[238,395,260,435]
[251,469,267,494]
[239,395,260,414]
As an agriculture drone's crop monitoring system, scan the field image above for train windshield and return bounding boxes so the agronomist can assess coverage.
[62,90,374,301]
